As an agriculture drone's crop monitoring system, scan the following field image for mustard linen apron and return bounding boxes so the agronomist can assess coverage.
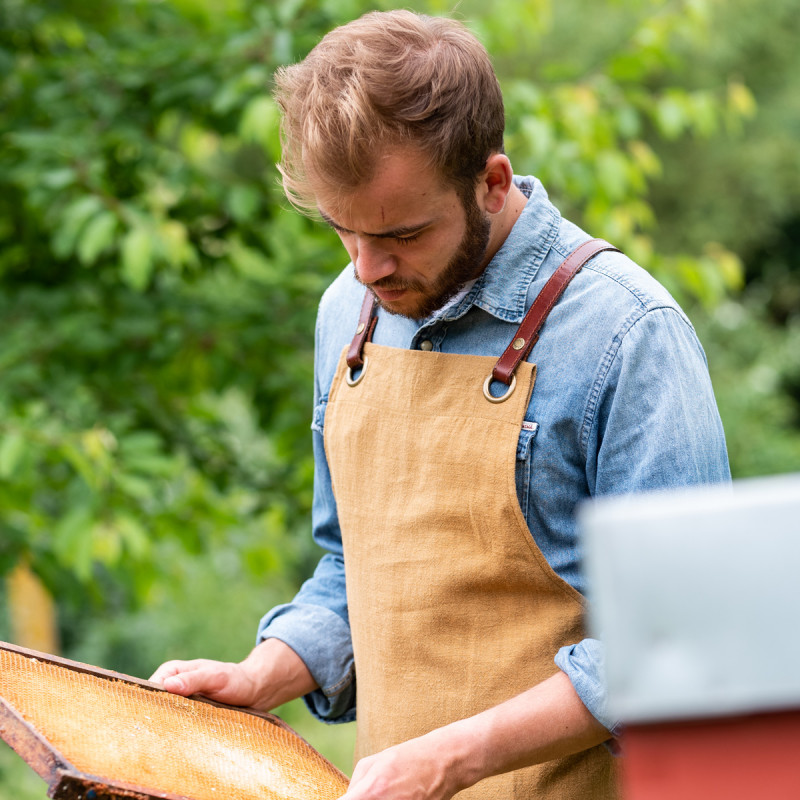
[323,242,618,799]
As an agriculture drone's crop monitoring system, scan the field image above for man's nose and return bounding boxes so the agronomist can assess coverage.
[354,238,396,285]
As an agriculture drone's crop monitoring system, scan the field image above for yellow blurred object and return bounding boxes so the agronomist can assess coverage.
[6,562,59,654]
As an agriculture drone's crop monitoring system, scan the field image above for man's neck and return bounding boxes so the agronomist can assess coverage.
[483,183,529,270]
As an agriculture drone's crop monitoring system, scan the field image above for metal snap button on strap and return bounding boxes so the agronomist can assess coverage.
[483,373,516,403]
[485,238,620,404]
[346,356,369,387]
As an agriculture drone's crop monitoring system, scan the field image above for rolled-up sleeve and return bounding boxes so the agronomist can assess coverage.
[555,638,620,734]
[257,597,355,723]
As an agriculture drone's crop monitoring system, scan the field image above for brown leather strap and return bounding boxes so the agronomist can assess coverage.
[345,238,619,378]
[491,239,620,385]
[346,290,378,369]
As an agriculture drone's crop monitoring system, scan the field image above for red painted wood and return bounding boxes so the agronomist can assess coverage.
[622,709,800,800]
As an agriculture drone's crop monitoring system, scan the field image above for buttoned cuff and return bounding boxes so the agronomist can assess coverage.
[555,638,621,736]
[257,602,356,723]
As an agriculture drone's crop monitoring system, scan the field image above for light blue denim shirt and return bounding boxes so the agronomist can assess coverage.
[258,176,730,733]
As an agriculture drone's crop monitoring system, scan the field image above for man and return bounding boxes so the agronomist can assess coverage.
[151,10,730,799]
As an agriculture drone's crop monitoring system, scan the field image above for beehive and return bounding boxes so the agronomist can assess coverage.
[581,474,800,800]
[0,642,349,800]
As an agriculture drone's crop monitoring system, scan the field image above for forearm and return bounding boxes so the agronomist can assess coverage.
[442,670,611,791]
[240,638,319,712]
[345,670,610,800]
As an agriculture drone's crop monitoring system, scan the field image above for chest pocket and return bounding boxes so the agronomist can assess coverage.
[515,422,539,520]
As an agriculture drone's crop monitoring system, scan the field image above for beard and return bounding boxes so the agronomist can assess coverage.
[360,193,492,320]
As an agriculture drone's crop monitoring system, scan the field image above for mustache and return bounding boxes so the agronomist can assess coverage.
[355,272,425,293]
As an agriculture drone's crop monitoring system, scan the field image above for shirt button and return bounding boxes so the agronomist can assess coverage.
[419,340,434,351]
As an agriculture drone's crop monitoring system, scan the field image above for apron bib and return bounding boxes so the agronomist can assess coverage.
[323,241,618,799]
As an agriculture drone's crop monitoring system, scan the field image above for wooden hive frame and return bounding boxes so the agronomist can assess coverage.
[0,641,349,800]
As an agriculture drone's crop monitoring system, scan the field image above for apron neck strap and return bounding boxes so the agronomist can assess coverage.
[491,238,619,385]
[345,238,620,379]
[346,290,378,369]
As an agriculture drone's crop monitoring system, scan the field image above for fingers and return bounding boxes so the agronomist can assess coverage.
[148,659,238,700]
[149,659,203,687]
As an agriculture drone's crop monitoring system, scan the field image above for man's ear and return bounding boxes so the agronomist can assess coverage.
[480,153,514,215]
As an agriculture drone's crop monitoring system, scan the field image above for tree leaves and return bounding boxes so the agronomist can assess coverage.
[0,0,774,620]
[77,211,118,266]
[51,196,105,260]
[121,227,155,289]
[0,432,26,479]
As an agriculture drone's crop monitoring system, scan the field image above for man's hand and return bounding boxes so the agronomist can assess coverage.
[149,638,318,712]
[342,728,470,800]
[149,658,260,705]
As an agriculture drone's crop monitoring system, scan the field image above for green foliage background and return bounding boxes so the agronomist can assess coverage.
[1,0,798,793]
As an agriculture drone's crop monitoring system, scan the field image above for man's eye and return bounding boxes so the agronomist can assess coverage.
[394,234,420,246]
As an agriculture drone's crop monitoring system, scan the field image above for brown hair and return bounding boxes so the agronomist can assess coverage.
[273,10,505,213]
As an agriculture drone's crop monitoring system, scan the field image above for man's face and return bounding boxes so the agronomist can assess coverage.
[317,148,492,319]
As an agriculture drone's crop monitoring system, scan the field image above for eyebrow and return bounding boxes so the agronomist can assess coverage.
[318,210,434,239]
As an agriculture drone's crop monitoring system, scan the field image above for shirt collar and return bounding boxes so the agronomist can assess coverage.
[439,176,561,325]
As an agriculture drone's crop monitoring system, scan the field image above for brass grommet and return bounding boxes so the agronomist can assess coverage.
[512,337,526,351]
[483,373,516,403]
[346,356,369,387]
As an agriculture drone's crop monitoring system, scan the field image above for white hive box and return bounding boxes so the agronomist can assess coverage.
[580,473,800,725]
